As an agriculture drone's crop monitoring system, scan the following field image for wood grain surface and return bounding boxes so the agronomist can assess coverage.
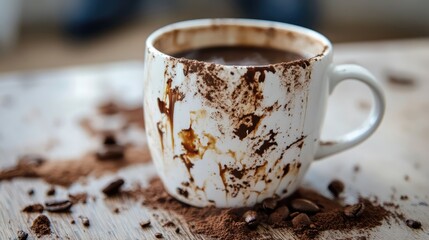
[1,39,429,239]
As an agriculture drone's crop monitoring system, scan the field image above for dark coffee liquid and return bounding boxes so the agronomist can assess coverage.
[173,46,304,66]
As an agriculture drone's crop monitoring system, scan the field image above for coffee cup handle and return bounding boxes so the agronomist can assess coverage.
[315,64,386,160]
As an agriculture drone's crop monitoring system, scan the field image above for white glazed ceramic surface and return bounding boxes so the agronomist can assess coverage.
[143,19,385,207]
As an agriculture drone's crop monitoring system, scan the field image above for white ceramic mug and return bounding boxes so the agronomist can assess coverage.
[143,19,385,208]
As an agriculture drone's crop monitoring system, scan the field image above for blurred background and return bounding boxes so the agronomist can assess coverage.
[0,0,428,73]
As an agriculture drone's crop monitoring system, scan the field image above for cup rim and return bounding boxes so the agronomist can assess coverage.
[146,18,332,68]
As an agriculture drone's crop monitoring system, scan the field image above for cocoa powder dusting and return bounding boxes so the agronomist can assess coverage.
[133,178,392,240]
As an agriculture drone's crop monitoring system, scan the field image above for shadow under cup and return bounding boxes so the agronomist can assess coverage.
[144,19,332,208]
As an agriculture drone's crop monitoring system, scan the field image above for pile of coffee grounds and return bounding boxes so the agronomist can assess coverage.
[0,100,149,186]
[31,215,51,237]
[133,178,391,240]
[0,145,150,186]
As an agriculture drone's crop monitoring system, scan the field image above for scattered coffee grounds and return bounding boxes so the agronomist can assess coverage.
[0,155,46,181]
[135,177,392,240]
[328,179,345,198]
[22,203,44,213]
[68,192,88,204]
[71,219,76,224]
[404,175,409,181]
[46,186,56,196]
[0,100,150,186]
[79,215,90,227]
[0,145,150,186]
[175,227,180,233]
[113,207,120,213]
[387,74,415,86]
[96,145,125,161]
[102,178,125,196]
[31,215,51,237]
[405,219,422,229]
[44,199,73,212]
[103,135,117,145]
[400,195,408,201]
[19,155,46,167]
[155,232,163,238]
[140,220,151,228]
[17,230,28,240]
[353,165,360,173]
[27,189,34,196]
[97,101,145,130]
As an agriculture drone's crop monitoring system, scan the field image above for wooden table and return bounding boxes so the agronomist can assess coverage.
[1,39,428,239]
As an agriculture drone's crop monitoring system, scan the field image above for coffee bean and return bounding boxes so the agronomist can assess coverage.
[103,135,117,146]
[269,206,289,223]
[46,186,56,196]
[44,199,72,212]
[291,199,320,213]
[163,221,176,227]
[102,178,125,196]
[17,230,28,240]
[344,203,365,217]
[155,232,163,238]
[262,197,278,212]
[22,203,44,213]
[96,145,125,161]
[140,220,151,228]
[405,219,422,229]
[79,216,90,227]
[243,210,259,229]
[328,179,344,198]
[289,212,300,218]
[292,213,311,229]
[388,75,415,86]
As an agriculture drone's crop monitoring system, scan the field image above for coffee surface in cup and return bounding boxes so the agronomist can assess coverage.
[173,46,304,65]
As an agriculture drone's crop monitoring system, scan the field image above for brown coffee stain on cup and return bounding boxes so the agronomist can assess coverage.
[255,130,278,156]
[178,126,200,157]
[233,113,262,140]
[156,122,164,151]
[157,78,184,147]
[173,58,313,202]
